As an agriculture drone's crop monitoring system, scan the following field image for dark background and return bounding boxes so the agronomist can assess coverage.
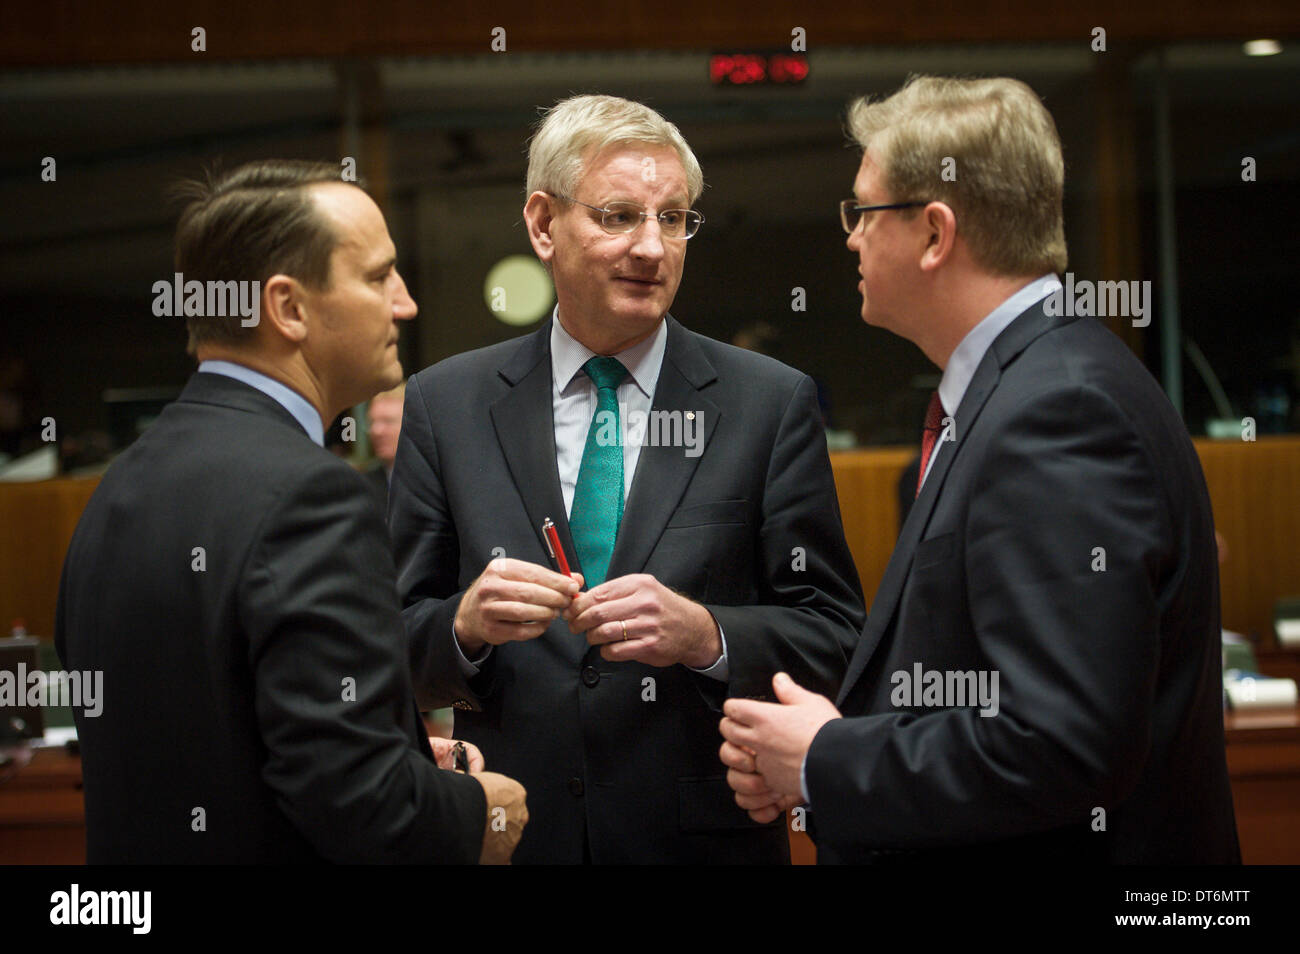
[2,1,1297,464]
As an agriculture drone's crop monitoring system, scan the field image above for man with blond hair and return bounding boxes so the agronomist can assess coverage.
[721,76,1239,864]
[390,95,865,863]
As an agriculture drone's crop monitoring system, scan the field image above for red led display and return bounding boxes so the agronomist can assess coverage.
[710,53,809,86]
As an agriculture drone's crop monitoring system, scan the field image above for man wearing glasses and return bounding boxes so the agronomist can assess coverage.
[721,76,1239,864]
[389,94,864,863]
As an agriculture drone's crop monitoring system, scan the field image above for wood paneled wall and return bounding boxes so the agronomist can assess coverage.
[1197,436,1300,645]
[830,436,1300,649]
[4,1,1300,68]
[2,436,1297,655]
[827,447,914,610]
[0,478,99,640]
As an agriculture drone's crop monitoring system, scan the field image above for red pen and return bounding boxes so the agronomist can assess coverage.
[542,517,572,576]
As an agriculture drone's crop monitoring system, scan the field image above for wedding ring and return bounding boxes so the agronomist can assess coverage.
[621,620,628,641]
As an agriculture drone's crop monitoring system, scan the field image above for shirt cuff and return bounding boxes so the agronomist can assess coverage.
[452,623,492,677]
[688,624,729,682]
[800,750,811,804]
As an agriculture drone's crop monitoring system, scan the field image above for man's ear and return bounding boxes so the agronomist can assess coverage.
[919,201,958,273]
[261,274,309,345]
[523,191,557,266]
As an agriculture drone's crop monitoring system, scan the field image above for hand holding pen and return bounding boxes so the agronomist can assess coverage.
[428,736,485,773]
[451,518,584,657]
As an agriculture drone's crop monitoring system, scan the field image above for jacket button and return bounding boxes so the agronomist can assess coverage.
[568,777,584,797]
[581,666,600,688]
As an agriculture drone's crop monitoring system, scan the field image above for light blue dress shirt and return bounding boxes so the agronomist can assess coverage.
[197,359,325,446]
[919,274,1060,489]
[802,273,1061,803]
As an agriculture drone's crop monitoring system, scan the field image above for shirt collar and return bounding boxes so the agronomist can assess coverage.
[550,307,667,399]
[197,359,326,446]
[937,273,1061,417]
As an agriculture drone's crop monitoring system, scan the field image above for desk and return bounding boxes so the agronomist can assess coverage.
[786,708,1300,865]
[0,746,85,864]
[1224,707,1300,864]
[1,726,1297,865]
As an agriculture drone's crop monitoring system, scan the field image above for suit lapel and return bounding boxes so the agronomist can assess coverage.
[606,317,719,580]
[837,301,1065,704]
[488,322,581,575]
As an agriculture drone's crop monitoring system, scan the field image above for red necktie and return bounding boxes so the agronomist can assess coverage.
[916,391,945,498]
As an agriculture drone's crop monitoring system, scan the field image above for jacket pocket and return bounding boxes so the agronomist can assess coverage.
[913,531,954,568]
[665,499,750,529]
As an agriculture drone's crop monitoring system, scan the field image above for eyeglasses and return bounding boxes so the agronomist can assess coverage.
[840,199,928,235]
[553,194,704,239]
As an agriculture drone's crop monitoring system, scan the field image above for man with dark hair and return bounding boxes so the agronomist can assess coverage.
[169,160,346,353]
[722,76,1238,864]
[57,160,527,863]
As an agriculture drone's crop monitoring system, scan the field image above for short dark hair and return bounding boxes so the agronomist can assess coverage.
[171,160,364,353]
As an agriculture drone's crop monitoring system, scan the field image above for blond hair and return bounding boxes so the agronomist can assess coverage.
[847,75,1067,276]
[526,94,704,205]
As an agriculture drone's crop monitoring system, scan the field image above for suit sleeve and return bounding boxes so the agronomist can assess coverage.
[805,385,1168,849]
[706,374,866,700]
[240,459,486,863]
[388,373,485,710]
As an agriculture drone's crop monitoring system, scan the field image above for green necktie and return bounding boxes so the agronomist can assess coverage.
[569,356,628,588]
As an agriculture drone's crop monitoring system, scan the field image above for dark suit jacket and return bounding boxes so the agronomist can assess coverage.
[806,303,1240,864]
[55,372,486,863]
[390,316,865,863]
[364,463,390,516]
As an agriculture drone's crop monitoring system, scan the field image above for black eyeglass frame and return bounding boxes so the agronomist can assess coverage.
[840,199,930,234]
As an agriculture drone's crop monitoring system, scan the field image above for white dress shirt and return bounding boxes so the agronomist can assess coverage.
[456,311,729,680]
[551,309,666,510]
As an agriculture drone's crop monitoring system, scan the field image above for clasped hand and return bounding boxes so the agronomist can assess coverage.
[719,672,842,823]
[564,573,721,668]
[454,559,721,669]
